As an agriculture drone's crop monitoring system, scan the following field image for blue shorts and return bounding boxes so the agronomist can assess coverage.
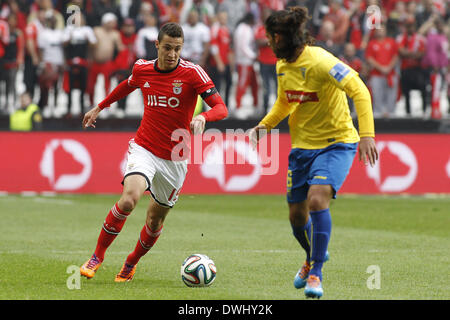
[287,143,357,203]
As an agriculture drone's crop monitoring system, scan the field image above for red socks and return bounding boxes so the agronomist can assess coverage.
[94,203,130,262]
[126,224,163,266]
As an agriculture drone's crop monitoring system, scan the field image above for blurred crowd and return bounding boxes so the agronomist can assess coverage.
[1,0,449,130]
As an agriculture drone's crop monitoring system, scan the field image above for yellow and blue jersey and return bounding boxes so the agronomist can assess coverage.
[260,45,374,149]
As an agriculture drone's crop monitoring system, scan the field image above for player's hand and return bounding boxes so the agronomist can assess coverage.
[190,114,206,135]
[248,124,268,150]
[358,137,378,167]
[82,106,101,129]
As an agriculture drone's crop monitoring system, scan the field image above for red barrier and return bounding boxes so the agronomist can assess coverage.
[1,132,449,194]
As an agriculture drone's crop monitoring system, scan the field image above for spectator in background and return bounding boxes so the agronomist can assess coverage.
[181,9,210,67]
[208,9,233,107]
[0,11,10,114]
[62,11,97,118]
[1,1,27,35]
[190,0,215,25]
[397,16,427,116]
[346,0,367,56]
[387,1,408,37]
[315,20,343,57]
[255,7,277,115]
[9,91,42,131]
[233,12,258,119]
[218,0,247,32]
[37,12,65,116]
[165,0,187,23]
[87,13,124,108]
[416,0,437,28]
[23,8,45,101]
[340,42,363,115]
[340,42,363,76]
[117,0,142,22]
[145,0,170,26]
[0,13,24,113]
[365,23,399,118]
[321,0,350,46]
[87,0,120,27]
[114,18,137,117]
[420,15,449,118]
[29,0,65,30]
[135,12,158,60]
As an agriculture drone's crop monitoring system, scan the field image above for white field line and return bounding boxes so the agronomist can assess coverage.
[0,249,295,255]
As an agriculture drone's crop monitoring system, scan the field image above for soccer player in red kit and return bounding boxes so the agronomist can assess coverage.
[80,23,228,282]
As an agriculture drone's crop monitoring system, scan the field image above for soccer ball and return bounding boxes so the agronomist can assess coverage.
[180,254,216,287]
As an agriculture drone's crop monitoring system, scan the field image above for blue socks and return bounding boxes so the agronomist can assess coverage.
[291,218,312,262]
[309,208,332,280]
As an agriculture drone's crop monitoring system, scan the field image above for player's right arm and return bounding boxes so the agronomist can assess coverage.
[249,66,291,149]
[82,61,142,129]
[248,95,291,149]
[82,79,137,129]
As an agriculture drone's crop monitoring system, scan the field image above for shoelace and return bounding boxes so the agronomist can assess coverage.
[299,262,311,279]
[86,255,100,269]
[118,264,134,278]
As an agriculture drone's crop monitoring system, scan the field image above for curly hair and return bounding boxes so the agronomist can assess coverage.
[264,6,315,61]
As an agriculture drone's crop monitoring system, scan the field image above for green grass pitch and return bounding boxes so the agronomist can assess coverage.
[0,194,449,300]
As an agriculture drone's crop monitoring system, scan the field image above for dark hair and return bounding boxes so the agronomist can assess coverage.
[265,6,315,60]
[158,22,184,42]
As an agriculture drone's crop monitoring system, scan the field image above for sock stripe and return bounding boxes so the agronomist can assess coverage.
[138,235,153,250]
[102,223,120,235]
[304,229,311,247]
[111,203,128,220]
[144,224,163,237]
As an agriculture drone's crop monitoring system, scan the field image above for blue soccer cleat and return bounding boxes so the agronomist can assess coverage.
[304,275,323,299]
[294,251,329,289]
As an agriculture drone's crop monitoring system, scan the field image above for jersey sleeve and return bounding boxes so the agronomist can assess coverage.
[316,52,359,90]
[127,59,145,88]
[190,64,215,94]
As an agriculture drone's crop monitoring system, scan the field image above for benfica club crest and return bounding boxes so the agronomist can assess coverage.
[172,82,183,94]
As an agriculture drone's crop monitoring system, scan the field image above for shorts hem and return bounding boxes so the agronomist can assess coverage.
[122,172,151,191]
[149,190,173,209]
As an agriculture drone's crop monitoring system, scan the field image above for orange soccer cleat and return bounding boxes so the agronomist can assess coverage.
[80,254,102,279]
[115,263,137,282]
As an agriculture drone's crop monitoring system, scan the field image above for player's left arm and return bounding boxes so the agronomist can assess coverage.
[322,57,379,167]
[342,75,379,167]
[190,87,228,135]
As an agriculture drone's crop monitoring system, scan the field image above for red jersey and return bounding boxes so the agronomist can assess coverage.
[209,23,231,66]
[0,19,10,58]
[254,24,277,65]
[396,32,426,70]
[365,37,398,77]
[25,20,42,54]
[128,58,215,160]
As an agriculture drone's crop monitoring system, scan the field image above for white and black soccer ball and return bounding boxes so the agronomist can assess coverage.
[181,254,216,287]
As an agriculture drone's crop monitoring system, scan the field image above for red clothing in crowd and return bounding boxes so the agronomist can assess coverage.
[365,37,398,77]
[0,19,9,58]
[209,22,231,67]
[396,32,426,70]
[254,24,277,65]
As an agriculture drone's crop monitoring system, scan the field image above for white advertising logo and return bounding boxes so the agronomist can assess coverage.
[366,141,418,192]
[446,157,450,179]
[40,139,92,190]
[200,140,261,192]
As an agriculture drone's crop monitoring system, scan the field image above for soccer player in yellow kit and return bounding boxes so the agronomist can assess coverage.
[249,7,378,298]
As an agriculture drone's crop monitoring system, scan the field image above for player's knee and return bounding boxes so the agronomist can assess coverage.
[118,194,139,212]
[307,193,329,212]
[289,205,309,226]
[146,218,163,232]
